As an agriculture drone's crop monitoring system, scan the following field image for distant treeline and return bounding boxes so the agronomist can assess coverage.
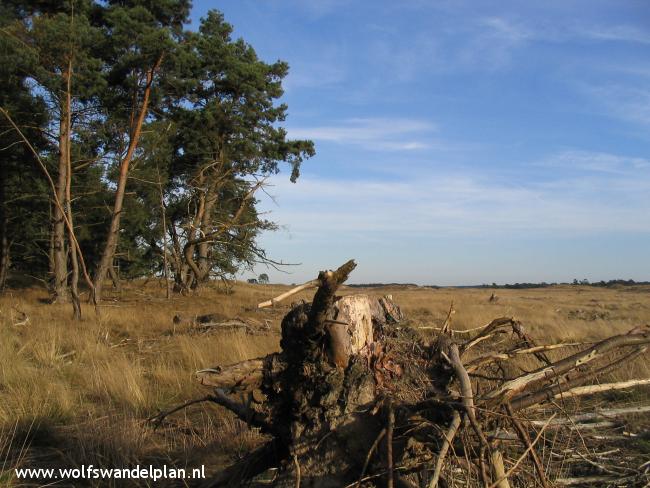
[347,279,649,290]
[348,283,422,289]
[479,279,650,289]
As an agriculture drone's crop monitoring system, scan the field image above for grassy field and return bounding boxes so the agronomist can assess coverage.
[1,280,649,486]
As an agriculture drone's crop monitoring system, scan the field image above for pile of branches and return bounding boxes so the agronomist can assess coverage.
[152,260,650,487]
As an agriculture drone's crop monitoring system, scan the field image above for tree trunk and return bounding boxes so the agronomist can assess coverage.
[196,187,217,284]
[181,174,208,290]
[0,233,9,292]
[51,103,69,303]
[0,162,10,291]
[93,57,162,302]
[108,265,121,292]
[169,224,188,293]
[158,174,171,299]
[63,59,81,319]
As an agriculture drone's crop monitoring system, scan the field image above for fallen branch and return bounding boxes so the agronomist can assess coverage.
[149,388,271,433]
[487,413,556,488]
[448,342,489,448]
[551,378,650,399]
[510,345,648,410]
[483,327,650,404]
[257,280,319,308]
[428,410,461,488]
[554,475,633,486]
[196,358,265,391]
[505,403,550,488]
[528,404,650,427]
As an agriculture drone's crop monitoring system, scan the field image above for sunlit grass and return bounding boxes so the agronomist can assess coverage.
[0,280,648,485]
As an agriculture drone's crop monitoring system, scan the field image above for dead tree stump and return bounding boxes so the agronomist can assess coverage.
[153,260,650,488]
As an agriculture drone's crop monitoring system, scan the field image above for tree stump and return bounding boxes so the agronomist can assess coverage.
[151,260,650,487]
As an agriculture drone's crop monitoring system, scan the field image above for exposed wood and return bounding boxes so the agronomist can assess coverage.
[490,451,511,488]
[554,476,628,486]
[529,405,650,426]
[510,345,648,411]
[552,377,650,399]
[484,327,650,404]
[428,410,461,488]
[448,342,489,448]
[505,403,550,488]
[487,413,556,488]
[195,358,265,391]
[258,279,319,308]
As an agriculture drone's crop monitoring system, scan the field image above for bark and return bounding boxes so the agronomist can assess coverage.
[108,265,121,292]
[0,228,9,292]
[195,148,227,285]
[169,223,188,293]
[196,183,218,283]
[0,161,10,291]
[93,56,162,302]
[158,174,171,299]
[63,59,81,319]
[51,96,69,303]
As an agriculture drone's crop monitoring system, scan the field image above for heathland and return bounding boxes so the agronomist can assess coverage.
[1,281,649,486]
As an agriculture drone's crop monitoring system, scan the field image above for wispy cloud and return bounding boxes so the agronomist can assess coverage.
[285,0,349,18]
[538,150,650,174]
[454,17,531,70]
[287,117,436,151]
[478,17,531,43]
[284,62,346,91]
[577,24,650,44]
[580,84,650,127]
[262,149,650,237]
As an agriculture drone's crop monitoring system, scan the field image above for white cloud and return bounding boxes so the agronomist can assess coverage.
[580,84,650,127]
[286,0,349,18]
[578,24,650,44]
[538,150,650,174]
[287,117,436,151]
[479,17,531,43]
[261,151,650,237]
[284,62,346,91]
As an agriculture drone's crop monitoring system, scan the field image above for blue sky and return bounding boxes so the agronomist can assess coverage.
[192,1,650,285]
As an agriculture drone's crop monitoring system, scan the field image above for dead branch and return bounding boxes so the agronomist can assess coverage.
[528,404,650,426]
[483,326,650,405]
[551,377,650,399]
[196,358,265,391]
[257,279,319,308]
[509,344,648,411]
[505,403,550,488]
[305,259,357,347]
[428,410,461,488]
[487,413,556,488]
[448,342,489,448]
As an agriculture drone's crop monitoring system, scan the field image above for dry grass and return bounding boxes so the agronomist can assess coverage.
[1,280,649,486]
